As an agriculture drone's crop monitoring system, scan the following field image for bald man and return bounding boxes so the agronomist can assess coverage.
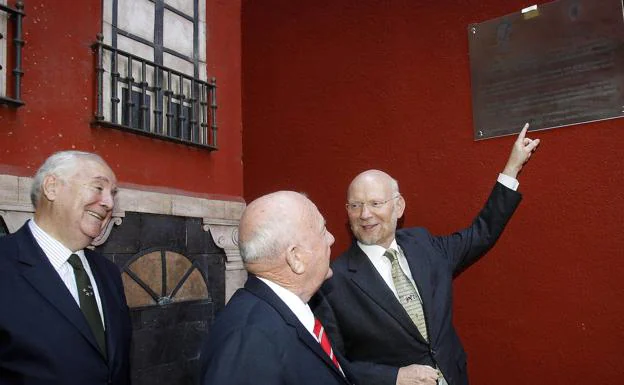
[314,125,540,385]
[200,191,354,385]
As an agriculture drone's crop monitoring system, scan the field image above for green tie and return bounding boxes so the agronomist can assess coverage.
[384,248,428,342]
[67,254,107,358]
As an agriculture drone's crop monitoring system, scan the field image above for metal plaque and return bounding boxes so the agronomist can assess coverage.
[469,0,624,140]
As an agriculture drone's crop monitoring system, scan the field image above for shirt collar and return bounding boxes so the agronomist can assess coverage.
[357,239,399,261]
[29,219,85,269]
[257,277,316,336]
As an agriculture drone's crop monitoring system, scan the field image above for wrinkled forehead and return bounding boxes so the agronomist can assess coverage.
[74,159,117,184]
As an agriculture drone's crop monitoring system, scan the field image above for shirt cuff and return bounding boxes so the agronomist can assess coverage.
[497,173,519,191]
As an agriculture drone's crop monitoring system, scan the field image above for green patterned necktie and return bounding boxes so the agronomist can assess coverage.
[67,254,107,358]
[384,248,428,341]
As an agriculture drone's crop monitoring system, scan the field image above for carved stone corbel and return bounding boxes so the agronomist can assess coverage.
[203,218,245,302]
[203,218,242,270]
[88,214,125,249]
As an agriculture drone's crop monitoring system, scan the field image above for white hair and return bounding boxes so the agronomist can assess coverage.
[30,150,107,208]
[238,191,309,264]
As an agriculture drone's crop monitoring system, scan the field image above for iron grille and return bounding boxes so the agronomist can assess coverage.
[0,0,25,107]
[92,34,218,150]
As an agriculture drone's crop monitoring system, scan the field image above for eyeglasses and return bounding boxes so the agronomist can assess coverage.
[345,196,400,211]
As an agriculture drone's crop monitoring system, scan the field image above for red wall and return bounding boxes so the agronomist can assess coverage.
[0,0,243,199]
[242,1,624,383]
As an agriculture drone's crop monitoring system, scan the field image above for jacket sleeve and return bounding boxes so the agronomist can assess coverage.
[431,181,522,277]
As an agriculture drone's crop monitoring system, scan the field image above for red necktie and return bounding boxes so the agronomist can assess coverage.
[313,318,342,371]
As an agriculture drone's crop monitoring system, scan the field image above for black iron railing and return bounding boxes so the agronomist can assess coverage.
[92,34,218,150]
[0,1,25,107]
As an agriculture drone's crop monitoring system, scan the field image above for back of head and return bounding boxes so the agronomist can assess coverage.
[238,191,309,266]
[30,150,108,209]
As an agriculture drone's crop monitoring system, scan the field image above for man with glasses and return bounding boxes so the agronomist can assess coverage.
[313,124,540,385]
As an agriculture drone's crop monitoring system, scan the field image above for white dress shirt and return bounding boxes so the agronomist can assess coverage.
[28,220,105,326]
[359,174,519,298]
[257,277,316,339]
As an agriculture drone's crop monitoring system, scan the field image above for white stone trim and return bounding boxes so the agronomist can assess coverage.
[0,173,245,301]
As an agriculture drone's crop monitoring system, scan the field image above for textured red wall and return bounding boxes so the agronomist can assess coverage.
[0,0,242,198]
[242,1,624,383]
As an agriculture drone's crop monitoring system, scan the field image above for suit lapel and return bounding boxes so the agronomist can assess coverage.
[14,226,104,357]
[245,276,350,383]
[345,242,427,343]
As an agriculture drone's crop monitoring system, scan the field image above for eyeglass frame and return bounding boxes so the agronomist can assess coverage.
[345,195,401,212]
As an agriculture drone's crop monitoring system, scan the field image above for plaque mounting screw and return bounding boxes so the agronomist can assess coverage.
[478,130,484,137]
[471,27,476,34]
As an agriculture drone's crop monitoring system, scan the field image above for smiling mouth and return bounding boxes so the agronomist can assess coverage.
[361,224,377,231]
[87,211,105,220]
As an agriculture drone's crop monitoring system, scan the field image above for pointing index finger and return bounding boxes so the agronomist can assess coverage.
[517,123,529,141]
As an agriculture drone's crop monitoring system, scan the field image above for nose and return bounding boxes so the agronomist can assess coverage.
[100,189,115,210]
[328,231,335,245]
[359,204,373,219]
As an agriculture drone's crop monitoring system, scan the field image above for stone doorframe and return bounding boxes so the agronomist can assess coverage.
[0,174,246,301]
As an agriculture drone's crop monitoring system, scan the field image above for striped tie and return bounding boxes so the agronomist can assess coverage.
[313,318,342,371]
[384,248,428,341]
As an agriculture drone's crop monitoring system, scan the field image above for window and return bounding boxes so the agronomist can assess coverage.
[0,0,25,107]
[95,0,217,149]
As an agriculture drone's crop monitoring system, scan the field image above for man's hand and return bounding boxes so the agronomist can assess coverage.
[396,364,439,385]
[502,123,540,179]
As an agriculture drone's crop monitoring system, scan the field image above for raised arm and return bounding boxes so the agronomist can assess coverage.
[502,123,540,179]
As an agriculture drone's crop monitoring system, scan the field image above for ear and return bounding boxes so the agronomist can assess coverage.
[395,195,406,219]
[285,245,305,275]
[41,175,60,202]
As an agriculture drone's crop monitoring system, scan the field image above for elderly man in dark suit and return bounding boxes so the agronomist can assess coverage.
[314,124,540,385]
[200,191,354,385]
[0,151,132,385]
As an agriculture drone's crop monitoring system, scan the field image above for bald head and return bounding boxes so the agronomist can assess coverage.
[239,191,335,301]
[239,191,314,264]
[348,170,399,199]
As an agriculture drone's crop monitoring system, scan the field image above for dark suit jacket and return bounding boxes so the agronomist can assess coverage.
[314,182,522,385]
[200,275,354,385]
[0,224,132,385]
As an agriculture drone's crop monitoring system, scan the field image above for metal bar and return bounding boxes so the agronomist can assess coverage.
[92,42,217,148]
[165,69,173,136]
[111,49,120,123]
[177,74,185,139]
[1,1,26,104]
[153,68,163,134]
[193,0,199,80]
[140,59,148,131]
[97,40,209,87]
[94,34,105,121]
[210,77,218,147]
[199,82,209,145]
[169,264,198,300]
[125,55,134,128]
[189,79,198,143]
[161,250,167,297]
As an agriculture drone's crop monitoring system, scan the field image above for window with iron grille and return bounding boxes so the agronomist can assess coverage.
[94,0,217,150]
[0,0,25,107]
